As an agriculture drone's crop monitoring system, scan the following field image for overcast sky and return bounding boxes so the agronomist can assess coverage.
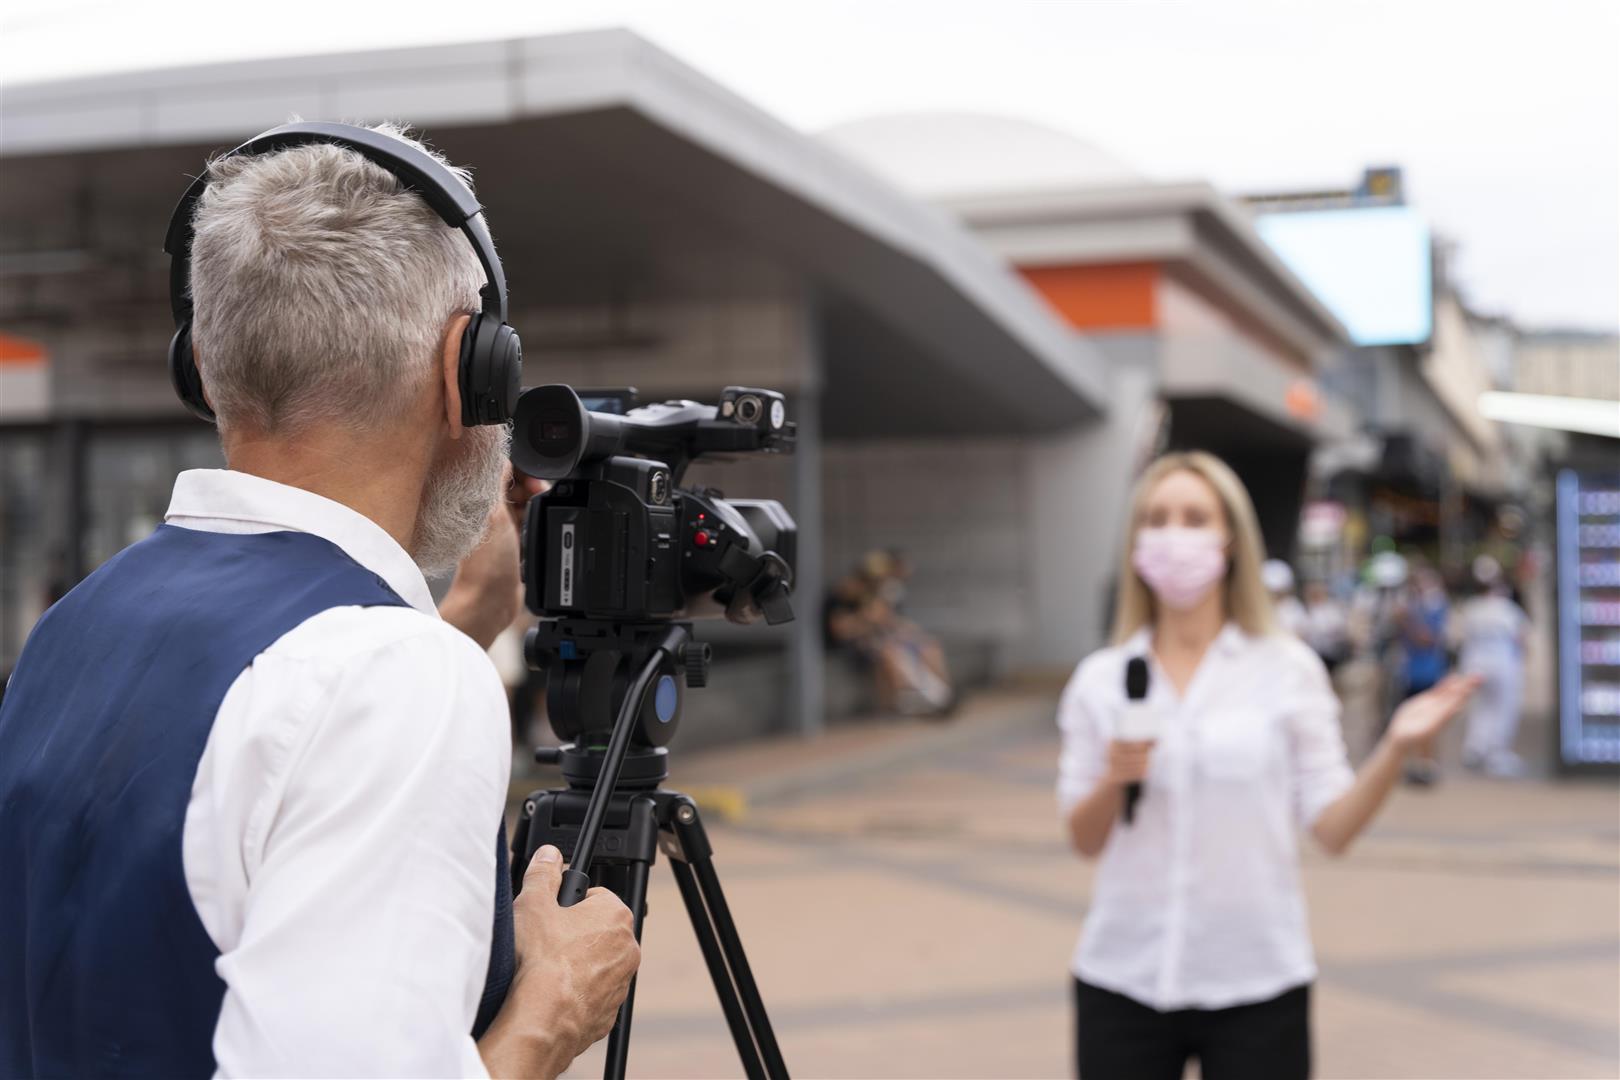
[3,0,1615,331]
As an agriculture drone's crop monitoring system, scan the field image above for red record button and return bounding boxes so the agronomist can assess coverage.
[694,530,711,547]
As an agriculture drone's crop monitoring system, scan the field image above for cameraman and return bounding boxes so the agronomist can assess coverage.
[0,127,638,1078]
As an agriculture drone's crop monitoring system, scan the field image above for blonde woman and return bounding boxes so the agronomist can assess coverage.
[1057,452,1477,1080]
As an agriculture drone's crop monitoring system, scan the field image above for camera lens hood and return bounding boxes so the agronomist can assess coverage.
[511,384,625,480]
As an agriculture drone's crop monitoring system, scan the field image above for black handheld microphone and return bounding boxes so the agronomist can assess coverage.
[1122,656,1152,825]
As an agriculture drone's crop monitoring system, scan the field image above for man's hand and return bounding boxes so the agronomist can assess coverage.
[439,467,547,650]
[1103,739,1154,786]
[478,845,641,1079]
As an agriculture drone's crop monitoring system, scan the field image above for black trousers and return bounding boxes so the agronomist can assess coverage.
[1074,978,1311,1080]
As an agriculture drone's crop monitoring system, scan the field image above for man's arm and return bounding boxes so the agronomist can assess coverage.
[209,617,512,1078]
[476,848,640,1079]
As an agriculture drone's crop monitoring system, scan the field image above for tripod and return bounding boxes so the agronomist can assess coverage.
[511,621,789,1080]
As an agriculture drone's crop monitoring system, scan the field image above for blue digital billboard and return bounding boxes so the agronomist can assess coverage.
[1255,206,1433,347]
[1557,468,1620,767]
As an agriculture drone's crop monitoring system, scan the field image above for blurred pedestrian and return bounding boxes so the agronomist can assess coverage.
[824,550,954,717]
[1263,558,1308,637]
[1459,556,1531,777]
[1301,580,1351,675]
[1056,451,1477,1080]
[1350,542,1407,669]
[1392,563,1451,786]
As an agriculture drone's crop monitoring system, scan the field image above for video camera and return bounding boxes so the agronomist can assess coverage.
[508,384,798,761]
[507,386,801,1070]
[511,384,797,626]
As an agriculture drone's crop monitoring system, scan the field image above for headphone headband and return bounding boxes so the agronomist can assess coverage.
[163,121,521,428]
[163,121,507,324]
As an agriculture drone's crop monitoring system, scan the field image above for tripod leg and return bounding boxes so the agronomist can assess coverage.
[669,857,767,1080]
[687,857,789,1080]
[601,860,650,1080]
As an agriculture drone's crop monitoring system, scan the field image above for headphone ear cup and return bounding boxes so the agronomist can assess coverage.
[168,322,216,423]
[458,314,522,426]
[490,323,522,424]
[457,313,484,428]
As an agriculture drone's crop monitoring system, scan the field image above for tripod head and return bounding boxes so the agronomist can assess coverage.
[524,620,705,904]
[526,619,711,768]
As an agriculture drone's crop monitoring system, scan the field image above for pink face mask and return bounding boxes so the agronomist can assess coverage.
[1132,527,1228,611]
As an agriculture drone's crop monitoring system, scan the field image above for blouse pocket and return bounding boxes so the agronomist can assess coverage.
[1197,708,1274,781]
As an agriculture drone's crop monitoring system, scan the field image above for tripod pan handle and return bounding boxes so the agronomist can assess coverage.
[557,868,591,908]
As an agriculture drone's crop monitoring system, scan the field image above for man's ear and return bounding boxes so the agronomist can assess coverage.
[440,314,472,440]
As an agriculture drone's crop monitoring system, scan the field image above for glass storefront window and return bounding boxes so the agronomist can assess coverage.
[84,429,224,569]
[0,424,224,672]
[0,432,47,671]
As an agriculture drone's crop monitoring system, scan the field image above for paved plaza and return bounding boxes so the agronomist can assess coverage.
[532,683,1620,1079]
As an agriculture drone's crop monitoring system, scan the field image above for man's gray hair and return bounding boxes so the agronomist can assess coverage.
[189,123,486,434]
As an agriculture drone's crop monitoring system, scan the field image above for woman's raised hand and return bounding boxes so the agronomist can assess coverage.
[1386,673,1483,750]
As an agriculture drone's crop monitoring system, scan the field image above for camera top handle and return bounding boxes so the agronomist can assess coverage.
[511,384,794,486]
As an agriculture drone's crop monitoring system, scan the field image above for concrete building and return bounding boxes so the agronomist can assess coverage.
[1512,330,1620,403]
[823,115,1355,587]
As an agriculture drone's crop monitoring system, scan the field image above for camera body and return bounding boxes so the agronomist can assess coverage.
[513,384,798,626]
[521,468,796,624]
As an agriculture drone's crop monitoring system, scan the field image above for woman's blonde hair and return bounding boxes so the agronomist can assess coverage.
[1110,450,1277,644]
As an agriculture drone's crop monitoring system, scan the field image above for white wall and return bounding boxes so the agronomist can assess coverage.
[807,350,1153,679]
[820,437,1031,647]
[1013,351,1160,671]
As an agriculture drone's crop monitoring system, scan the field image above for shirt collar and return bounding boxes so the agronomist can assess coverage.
[1125,621,1251,659]
[165,469,437,616]
[1212,622,1250,655]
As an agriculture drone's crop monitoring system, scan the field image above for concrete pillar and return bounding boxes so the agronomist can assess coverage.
[788,303,826,738]
[1018,354,1161,671]
[49,419,88,584]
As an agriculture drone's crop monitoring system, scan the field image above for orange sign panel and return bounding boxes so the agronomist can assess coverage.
[1019,263,1159,331]
[0,333,47,366]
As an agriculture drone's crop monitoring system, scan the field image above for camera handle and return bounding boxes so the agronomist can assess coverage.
[556,624,691,907]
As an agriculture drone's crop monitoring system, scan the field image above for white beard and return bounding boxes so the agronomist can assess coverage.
[412,423,509,578]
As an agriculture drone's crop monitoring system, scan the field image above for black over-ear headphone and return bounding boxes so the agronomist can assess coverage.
[163,121,522,427]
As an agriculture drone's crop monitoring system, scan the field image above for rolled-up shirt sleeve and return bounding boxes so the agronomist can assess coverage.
[1056,659,1109,817]
[209,619,510,1079]
[1282,644,1355,829]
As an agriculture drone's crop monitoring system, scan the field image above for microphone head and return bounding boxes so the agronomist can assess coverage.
[1125,656,1150,700]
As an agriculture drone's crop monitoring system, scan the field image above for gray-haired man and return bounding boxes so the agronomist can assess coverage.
[0,125,638,1078]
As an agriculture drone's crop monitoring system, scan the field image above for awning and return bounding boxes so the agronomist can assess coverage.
[0,30,1110,437]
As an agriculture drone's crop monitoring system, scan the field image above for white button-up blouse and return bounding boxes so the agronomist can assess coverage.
[1056,624,1355,1011]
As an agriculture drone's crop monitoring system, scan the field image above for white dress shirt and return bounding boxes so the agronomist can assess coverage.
[167,469,511,1079]
[1056,624,1355,1011]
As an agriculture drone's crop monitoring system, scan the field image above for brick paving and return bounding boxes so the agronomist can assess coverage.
[530,682,1620,1079]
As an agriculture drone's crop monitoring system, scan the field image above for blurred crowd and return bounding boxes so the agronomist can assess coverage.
[1262,546,1532,782]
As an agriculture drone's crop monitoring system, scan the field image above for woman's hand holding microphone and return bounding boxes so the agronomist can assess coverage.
[1069,738,1155,856]
[1104,739,1155,786]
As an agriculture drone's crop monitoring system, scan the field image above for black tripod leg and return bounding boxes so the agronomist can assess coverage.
[601,859,650,1080]
[669,857,767,1080]
[687,857,789,1080]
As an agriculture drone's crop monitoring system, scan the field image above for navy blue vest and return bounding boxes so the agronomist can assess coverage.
[0,525,513,1078]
